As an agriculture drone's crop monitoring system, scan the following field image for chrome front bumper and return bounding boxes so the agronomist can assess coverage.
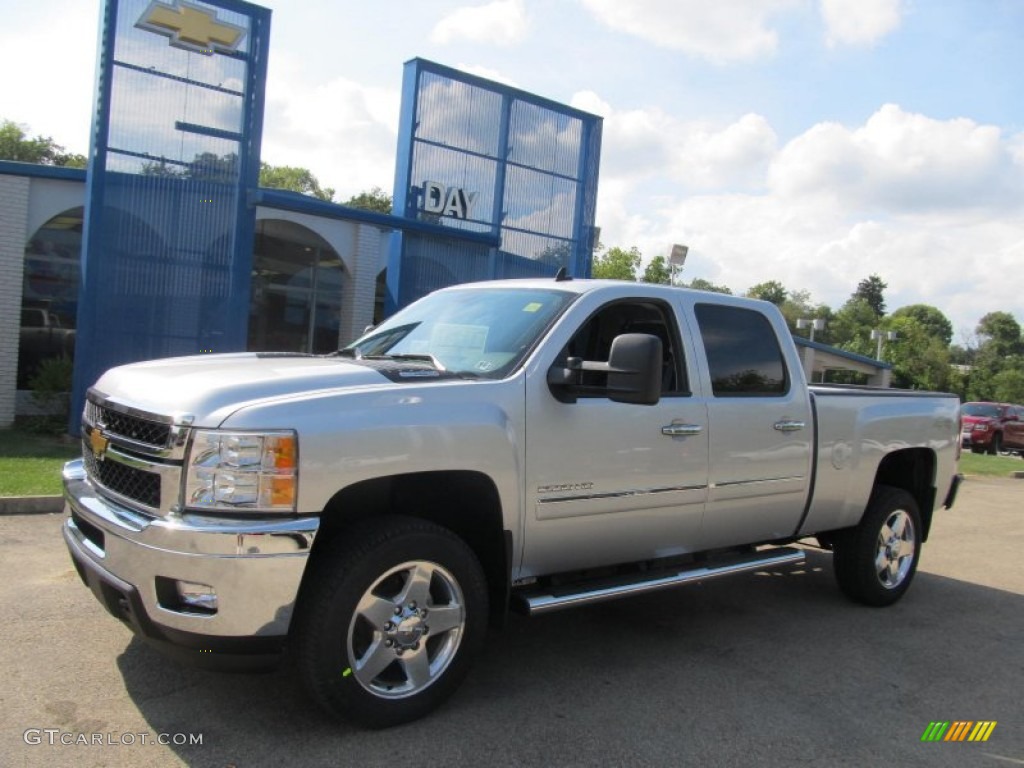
[62,459,319,663]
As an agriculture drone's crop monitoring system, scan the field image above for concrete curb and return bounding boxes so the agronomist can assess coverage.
[0,496,64,515]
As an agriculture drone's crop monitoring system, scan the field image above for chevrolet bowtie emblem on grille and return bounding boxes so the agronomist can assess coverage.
[89,428,110,462]
[136,0,246,56]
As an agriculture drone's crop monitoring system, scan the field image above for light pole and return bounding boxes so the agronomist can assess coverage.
[669,243,688,286]
[796,317,825,341]
[871,329,897,360]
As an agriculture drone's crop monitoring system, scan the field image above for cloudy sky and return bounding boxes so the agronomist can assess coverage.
[2,0,1022,339]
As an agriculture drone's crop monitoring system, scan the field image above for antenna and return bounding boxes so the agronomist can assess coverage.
[554,266,571,282]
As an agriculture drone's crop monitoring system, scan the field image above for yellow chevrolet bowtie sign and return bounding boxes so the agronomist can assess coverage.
[136,0,246,56]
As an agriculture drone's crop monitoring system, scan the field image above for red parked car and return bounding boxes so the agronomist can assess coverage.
[961,402,1024,456]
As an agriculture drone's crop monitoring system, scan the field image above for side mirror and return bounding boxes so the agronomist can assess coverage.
[547,333,662,405]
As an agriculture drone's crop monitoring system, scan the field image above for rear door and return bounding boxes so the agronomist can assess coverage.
[689,301,813,549]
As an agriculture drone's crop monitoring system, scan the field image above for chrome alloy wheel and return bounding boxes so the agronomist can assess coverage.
[347,560,465,699]
[875,509,916,589]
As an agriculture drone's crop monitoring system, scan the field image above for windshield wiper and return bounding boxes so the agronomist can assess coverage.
[363,353,448,371]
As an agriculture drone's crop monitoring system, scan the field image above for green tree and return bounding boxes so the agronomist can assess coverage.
[975,311,1023,358]
[685,277,732,295]
[777,289,832,341]
[592,246,641,281]
[886,315,952,390]
[830,298,879,356]
[0,119,86,167]
[890,304,953,346]
[343,186,392,213]
[259,162,334,201]
[746,280,788,306]
[967,311,1024,400]
[852,274,887,318]
[991,368,1024,403]
[641,255,671,284]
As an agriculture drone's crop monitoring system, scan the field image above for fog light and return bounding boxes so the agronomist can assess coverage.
[176,580,218,613]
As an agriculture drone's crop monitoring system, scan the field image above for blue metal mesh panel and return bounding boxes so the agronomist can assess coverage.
[415,72,503,157]
[408,142,497,233]
[508,101,583,178]
[71,0,270,431]
[388,59,602,312]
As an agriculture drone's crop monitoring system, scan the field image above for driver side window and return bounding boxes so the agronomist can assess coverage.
[563,300,687,396]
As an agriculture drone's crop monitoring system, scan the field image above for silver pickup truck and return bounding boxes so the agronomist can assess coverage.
[62,277,961,727]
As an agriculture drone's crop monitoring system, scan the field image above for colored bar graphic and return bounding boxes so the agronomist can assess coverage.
[921,722,949,741]
[968,722,998,742]
[921,721,996,742]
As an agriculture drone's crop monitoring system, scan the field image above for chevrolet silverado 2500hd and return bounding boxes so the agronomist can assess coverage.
[63,277,962,727]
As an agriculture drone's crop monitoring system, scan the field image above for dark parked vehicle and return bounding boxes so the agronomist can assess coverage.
[961,402,1024,456]
[18,307,76,388]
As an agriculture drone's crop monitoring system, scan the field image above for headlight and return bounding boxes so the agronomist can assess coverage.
[974,424,989,432]
[185,430,297,512]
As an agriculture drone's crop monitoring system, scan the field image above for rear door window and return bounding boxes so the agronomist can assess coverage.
[695,304,788,397]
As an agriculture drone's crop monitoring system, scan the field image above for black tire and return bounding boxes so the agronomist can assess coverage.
[987,433,1003,456]
[294,515,488,728]
[832,485,922,607]
[970,446,985,455]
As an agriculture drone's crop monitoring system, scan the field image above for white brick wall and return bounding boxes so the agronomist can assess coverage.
[338,223,387,345]
[0,175,30,428]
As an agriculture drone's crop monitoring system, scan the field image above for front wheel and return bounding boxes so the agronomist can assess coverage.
[832,485,922,607]
[294,516,488,728]
[987,433,1003,455]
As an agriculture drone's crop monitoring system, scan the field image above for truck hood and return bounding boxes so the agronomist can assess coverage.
[91,353,401,426]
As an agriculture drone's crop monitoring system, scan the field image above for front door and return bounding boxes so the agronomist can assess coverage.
[520,298,710,578]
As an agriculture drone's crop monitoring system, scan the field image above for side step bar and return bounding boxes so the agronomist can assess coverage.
[514,547,805,616]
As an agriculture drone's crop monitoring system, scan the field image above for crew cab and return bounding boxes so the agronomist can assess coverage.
[62,278,962,727]
[960,401,1024,456]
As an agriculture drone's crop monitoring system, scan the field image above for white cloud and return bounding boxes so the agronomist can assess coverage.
[578,0,799,62]
[821,0,903,48]
[262,57,400,200]
[769,104,1018,212]
[574,96,777,190]
[593,103,1024,334]
[0,1,98,154]
[431,0,528,46]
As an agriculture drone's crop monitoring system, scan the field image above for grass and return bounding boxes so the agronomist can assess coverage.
[958,449,1024,477]
[0,428,79,496]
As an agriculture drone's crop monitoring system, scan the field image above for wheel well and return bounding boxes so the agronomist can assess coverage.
[874,449,937,541]
[309,471,510,626]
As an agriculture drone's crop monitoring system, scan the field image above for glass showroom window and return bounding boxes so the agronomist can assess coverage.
[248,220,344,354]
[19,208,82,389]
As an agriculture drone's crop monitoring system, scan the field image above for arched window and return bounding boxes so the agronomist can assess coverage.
[19,207,82,389]
[249,219,346,353]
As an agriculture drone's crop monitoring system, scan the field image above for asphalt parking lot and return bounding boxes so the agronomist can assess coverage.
[2,476,1022,768]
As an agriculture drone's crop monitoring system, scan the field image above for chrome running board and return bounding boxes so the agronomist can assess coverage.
[514,547,805,616]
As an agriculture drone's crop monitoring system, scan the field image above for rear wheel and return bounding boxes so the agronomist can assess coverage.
[832,485,922,606]
[294,516,488,728]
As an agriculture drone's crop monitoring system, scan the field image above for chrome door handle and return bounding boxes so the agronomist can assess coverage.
[773,420,806,432]
[662,424,703,437]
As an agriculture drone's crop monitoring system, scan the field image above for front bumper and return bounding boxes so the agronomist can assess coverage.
[62,459,319,667]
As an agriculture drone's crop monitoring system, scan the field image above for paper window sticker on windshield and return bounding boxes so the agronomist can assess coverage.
[523,302,543,313]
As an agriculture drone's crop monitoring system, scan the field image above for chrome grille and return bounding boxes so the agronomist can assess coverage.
[83,442,161,509]
[85,400,172,449]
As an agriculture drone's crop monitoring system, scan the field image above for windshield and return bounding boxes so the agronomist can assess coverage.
[342,287,576,378]
[962,403,1001,418]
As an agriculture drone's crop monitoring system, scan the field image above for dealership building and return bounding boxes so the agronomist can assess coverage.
[0,0,603,430]
[0,0,890,430]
